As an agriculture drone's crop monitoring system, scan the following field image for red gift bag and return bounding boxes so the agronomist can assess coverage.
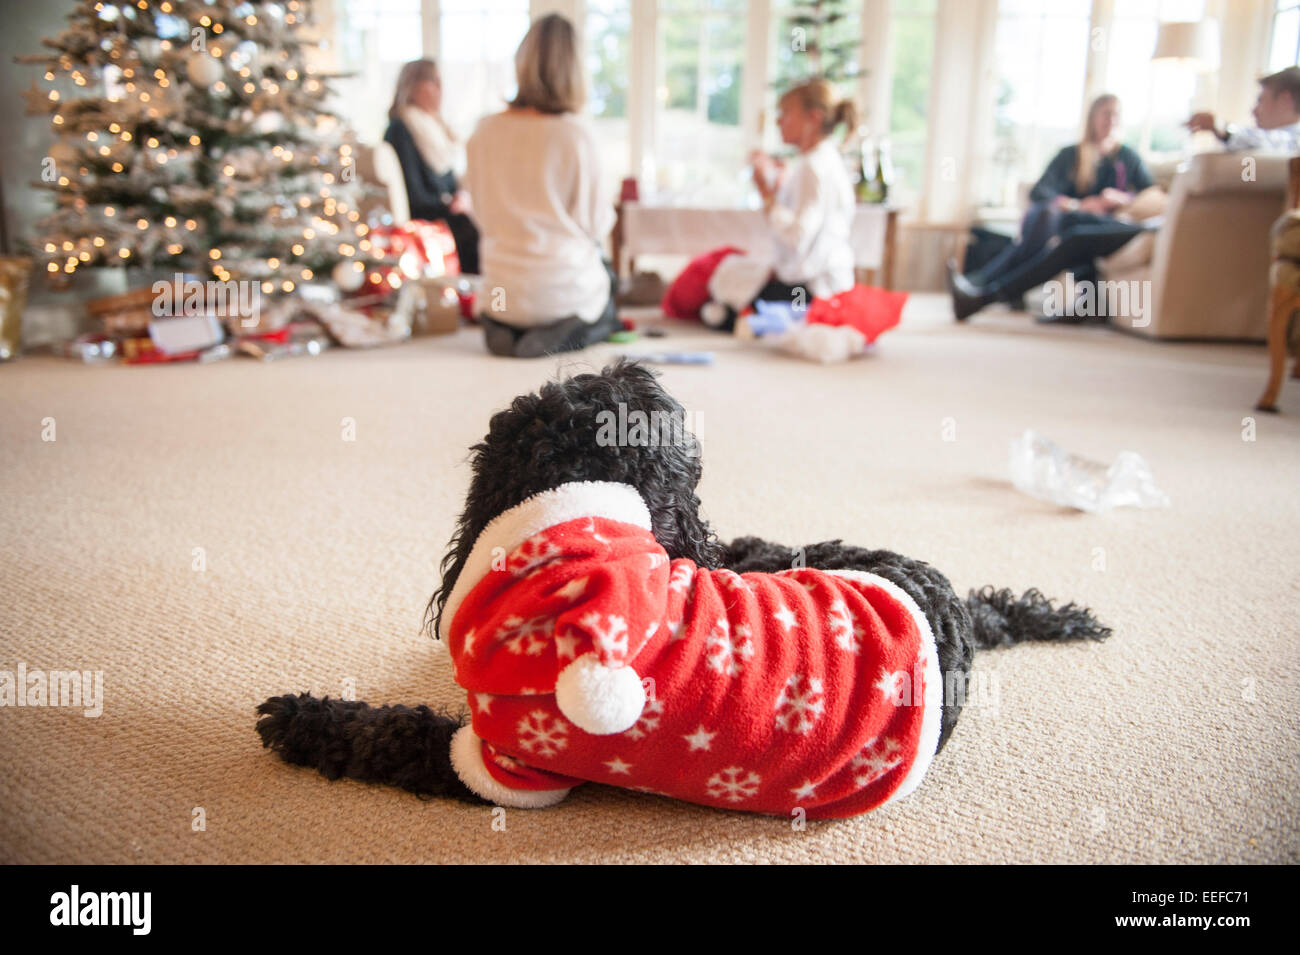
[805,284,908,344]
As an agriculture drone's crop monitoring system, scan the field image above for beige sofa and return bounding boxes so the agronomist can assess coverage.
[1100,152,1290,340]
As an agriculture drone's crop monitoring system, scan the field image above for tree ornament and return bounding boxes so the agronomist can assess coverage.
[185,52,224,89]
[331,259,365,292]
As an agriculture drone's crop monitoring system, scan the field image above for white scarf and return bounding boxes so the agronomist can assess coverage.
[400,105,462,176]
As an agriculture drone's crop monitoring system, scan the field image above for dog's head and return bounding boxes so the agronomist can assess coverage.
[426,359,723,637]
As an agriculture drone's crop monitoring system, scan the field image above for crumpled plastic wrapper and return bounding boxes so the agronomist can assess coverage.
[1009,430,1171,513]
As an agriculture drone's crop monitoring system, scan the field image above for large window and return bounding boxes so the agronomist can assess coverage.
[888,0,937,209]
[1272,0,1300,70]
[323,0,1267,230]
[1105,0,1207,155]
[770,1,863,90]
[438,0,530,137]
[332,0,424,143]
[981,0,1091,209]
[654,0,748,204]
[586,0,632,204]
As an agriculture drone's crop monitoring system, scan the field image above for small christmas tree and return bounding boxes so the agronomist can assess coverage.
[19,0,372,295]
[777,0,862,87]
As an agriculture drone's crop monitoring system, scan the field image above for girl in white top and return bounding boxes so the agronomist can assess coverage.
[463,14,619,358]
[751,79,858,301]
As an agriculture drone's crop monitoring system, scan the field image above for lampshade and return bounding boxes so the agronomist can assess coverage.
[1152,20,1220,70]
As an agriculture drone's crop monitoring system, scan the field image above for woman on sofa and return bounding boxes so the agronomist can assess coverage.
[463,14,620,358]
[384,59,480,275]
[948,94,1155,322]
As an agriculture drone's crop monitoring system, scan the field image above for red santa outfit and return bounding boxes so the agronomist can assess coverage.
[441,481,942,819]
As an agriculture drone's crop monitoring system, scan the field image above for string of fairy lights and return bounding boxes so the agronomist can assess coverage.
[22,0,377,294]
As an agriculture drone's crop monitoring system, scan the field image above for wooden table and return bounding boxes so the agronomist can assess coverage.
[613,202,899,289]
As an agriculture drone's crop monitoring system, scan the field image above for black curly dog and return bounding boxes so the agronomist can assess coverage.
[257,361,1110,806]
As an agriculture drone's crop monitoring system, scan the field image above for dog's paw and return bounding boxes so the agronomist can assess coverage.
[255,693,307,749]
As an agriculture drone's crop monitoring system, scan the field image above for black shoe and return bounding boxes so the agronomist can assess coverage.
[946,259,996,322]
[1034,312,1109,326]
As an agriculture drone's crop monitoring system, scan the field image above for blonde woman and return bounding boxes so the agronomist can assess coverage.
[749,78,859,305]
[948,93,1155,322]
[463,13,619,358]
[384,59,479,274]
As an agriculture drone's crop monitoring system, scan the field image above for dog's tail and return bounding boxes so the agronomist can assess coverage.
[255,693,488,804]
[964,586,1111,650]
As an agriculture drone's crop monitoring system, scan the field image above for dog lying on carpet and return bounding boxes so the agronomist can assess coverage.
[256,361,1110,818]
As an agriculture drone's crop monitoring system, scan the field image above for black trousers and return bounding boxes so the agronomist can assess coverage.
[968,201,1063,286]
[442,212,480,277]
[982,215,1146,301]
[480,260,620,359]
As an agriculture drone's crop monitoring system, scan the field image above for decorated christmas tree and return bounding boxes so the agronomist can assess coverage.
[19,0,372,296]
[777,0,862,86]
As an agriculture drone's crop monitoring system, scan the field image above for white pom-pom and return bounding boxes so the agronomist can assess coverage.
[555,654,645,735]
[700,301,727,328]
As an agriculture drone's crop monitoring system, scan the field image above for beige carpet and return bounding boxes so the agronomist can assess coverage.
[1,294,1297,864]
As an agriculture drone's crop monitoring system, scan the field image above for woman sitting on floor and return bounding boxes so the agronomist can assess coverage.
[384,59,480,275]
[748,78,859,309]
[947,93,1156,323]
[462,14,620,358]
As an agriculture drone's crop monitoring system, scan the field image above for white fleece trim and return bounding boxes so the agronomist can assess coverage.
[448,725,572,809]
[439,481,651,642]
[821,569,944,806]
[707,253,773,311]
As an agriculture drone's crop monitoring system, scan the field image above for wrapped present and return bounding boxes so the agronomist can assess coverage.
[86,285,158,336]
[367,220,459,278]
[0,257,31,361]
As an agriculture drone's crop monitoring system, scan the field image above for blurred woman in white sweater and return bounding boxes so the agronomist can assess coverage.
[463,14,619,358]
[750,78,858,304]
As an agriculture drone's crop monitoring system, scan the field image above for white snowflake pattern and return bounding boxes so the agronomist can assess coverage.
[496,614,554,656]
[624,697,664,740]
[717,569,748,593]
[646,552,667,570]
[554,576,588,602]
[506,535,563,578]
[851,736,903,788]
[772,604,797,631]
[704,619,754,677]
[705,766,761,803]
[875,668,908,704]
[828,599,864,655]
[668,562,694,595]
[515,710,569,757]
[489,748,526,772]
[554,629,580,660]
[584,518,610,544]
[774,673,825,735]
[579,611,629,661]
